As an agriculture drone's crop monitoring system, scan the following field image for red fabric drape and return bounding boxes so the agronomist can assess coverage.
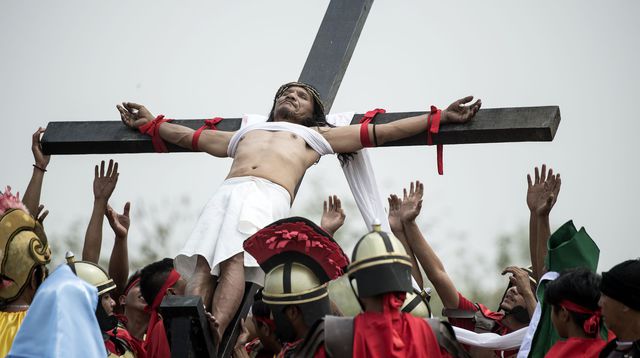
[352,292,444,358]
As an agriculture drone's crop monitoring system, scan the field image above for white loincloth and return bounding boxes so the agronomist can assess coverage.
[175,176,291,284]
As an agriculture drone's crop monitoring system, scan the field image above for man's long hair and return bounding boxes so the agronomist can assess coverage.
[267,82,355,166]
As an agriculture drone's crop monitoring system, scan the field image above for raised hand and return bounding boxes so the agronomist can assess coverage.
[32,127,50,170]
[387,194,403,234]
[93,159,119,201]
[442,96,482,124]
[399,180,424,223]
[34,204,49,224]
[117,102,155,129]
[526,164,561,216]
[501,266,533,294]
[106,202,131,239]
[321,195,346,235]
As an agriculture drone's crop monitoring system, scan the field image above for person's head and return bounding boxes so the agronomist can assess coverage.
[347,224,413,311]
[498,268,536,324]
[251,299,281,353]
[545,268,601,338]
[599,259,640,338]
[268,82,326,127]
[119,271,146,313]
[0,193,51,309]
[262,262,331,343]
[244,217,349,343]
[140,258,186,307]
[65,252,118,331]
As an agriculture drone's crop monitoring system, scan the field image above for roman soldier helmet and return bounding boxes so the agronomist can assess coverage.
[244,217,349,339]
[65,252,116,296]
[0,190,52,303]
[348,223,413,298]
[66,251,118,331]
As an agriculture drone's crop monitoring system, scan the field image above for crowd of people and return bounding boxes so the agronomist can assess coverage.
[1,82,638,357]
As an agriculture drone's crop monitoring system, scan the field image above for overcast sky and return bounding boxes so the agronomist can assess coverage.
[2,1,639,286]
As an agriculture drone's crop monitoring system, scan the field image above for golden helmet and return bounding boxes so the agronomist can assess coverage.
[65,252,116,296]
[262,262,328,306]
[348,224,413,298]
[0,209,51,302]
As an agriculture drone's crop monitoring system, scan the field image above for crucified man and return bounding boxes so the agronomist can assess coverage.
[117,81,481,340]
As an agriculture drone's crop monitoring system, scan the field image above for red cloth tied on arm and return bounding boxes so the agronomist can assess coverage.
[138,115,174,153]
[142,269,181,355]
[352,292,443,358]
[559,299,602,335]
[359,108,386,148]
[192,117,223,151]
[426,106,444,175]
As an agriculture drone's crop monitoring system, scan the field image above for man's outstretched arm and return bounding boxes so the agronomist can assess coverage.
[322,96,481,153]
[107,201,131,301]
[22,128,50,215]
[400,180,460,309]
[117,102,233,157]
[388,193,423,288]
[526,165,561,281]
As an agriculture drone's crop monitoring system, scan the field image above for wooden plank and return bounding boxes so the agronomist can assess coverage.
[298,0,374,112]
[41,106,560,155]
[218,282,261,358]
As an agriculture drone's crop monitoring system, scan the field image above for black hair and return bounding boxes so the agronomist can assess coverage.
[140,258,174,306]
[267,89,357,167]
[545,268,601,331]
[251,299,271,319]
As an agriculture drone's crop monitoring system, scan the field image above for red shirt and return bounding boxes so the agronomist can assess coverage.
[447,292,517,358]
[545,336,608,358]
[144,319,171,358]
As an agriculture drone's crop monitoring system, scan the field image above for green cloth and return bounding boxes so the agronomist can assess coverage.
[528,220,604,358]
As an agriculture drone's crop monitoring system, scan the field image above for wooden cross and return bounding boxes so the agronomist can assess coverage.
[39,1,559,357]
[41,0,560,155]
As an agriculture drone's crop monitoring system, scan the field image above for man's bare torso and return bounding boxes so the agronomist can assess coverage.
[227,129,321,200]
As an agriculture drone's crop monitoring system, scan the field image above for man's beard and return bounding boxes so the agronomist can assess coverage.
[503,305,531,324]
[274,106,316,127]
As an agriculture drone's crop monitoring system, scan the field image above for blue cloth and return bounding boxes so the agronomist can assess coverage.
[7,264,106,357]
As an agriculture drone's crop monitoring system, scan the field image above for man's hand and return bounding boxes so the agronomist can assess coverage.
[501,266,533,294]
[93,159,119,201]
[441,96,482,124]
[399,180,424,223]
[34,204,49,224]
[526,164,561,216]
[106,202,131,239]
[32,127,50,170]
[117,102,155,129]
[388,194,403,234]
[321,195,346,235]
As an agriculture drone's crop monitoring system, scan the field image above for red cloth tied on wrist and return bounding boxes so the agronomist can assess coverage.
[359,108,386,148]
[426,106,444,175]
[143,269,181,348]
[138,115,174,153]
[559,300,602,335]
[192,117,223,151]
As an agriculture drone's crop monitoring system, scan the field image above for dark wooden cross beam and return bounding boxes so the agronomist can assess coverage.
[39,0,560,357]
[40,0,561,154]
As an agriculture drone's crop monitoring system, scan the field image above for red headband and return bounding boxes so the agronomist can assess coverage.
[254,316,276,332]
[559,299,601,335]
[144,269,181,343]
[123,277,141,297]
